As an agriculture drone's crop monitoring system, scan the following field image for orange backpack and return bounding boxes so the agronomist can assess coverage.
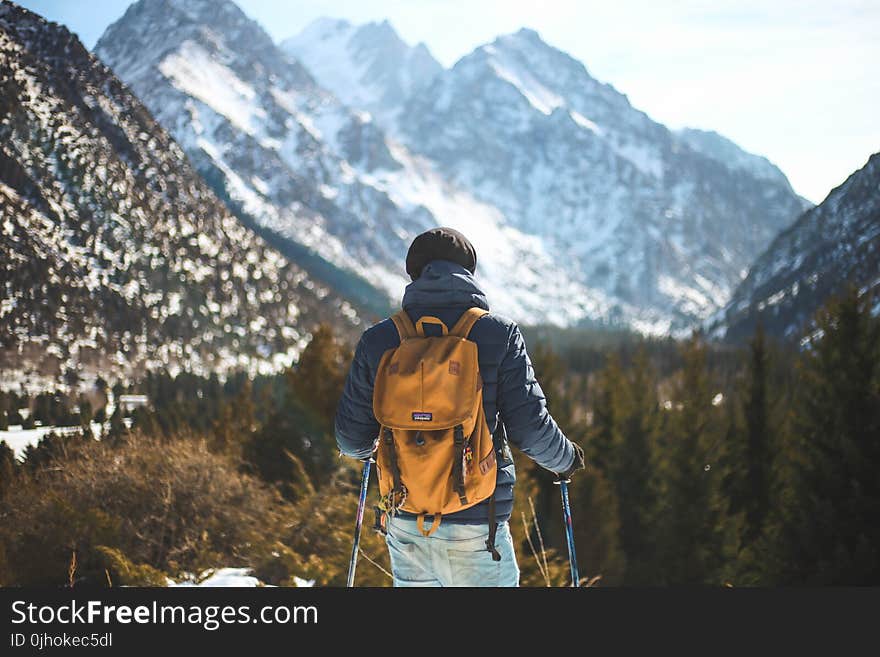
[373,307,500,556]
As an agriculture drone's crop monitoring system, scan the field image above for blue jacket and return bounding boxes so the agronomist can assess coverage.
[334,259,575,523]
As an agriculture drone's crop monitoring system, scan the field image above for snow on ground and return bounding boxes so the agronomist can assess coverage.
[168,568,314,587]
[0,422,104,460]
[170,568,262,587]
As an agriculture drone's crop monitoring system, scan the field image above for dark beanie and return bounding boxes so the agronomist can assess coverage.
[405,227,477,281]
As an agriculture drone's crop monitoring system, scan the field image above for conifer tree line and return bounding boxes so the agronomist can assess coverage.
[526,287,880,585]
[0,290,877,585]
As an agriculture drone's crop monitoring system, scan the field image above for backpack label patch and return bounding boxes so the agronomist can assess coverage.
[412,412,433,422]
[448,360,461,375]
[479,450,496,475]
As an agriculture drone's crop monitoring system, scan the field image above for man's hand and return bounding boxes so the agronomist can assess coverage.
[555,442,585,482]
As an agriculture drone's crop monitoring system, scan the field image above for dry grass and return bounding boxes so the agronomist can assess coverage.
[520,495,602,587]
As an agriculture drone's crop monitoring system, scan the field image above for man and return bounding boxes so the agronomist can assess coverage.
[335,227,585,587]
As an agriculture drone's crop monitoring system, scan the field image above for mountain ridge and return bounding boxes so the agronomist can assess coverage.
[392,26,809,330]
[0,0,362,390]
[96,0,629,328]
[713,151,880,342]
[97,1,808,334]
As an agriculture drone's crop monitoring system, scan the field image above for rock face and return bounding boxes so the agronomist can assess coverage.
[0,1,361,389]
[713,152,880,342]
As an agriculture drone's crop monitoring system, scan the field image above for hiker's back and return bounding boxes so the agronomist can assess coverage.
[373,308,498,538]
[335,254,581,587]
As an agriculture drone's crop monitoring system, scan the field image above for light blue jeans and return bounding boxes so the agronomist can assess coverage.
[384,515,520,587]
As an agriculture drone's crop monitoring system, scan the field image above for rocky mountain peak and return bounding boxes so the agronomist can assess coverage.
[281,17,442,128]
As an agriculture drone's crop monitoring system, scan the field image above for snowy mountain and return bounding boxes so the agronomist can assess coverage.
[676,128,793,187]
[281,17,442,129]
[0,1,361,389]
[94,0,809,333]
[95,0,617,327]
[283,20,809,331]
[713,152,880,342]
[392,28,811,332]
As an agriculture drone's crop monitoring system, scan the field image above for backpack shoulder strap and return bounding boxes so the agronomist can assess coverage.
[390,310,417,340]
[450,307,489,338]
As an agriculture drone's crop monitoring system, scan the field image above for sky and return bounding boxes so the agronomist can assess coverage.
[17,0,880,204]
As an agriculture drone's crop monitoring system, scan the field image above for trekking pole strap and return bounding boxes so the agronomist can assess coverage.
[486,493,502,561]
[452,424,468,505]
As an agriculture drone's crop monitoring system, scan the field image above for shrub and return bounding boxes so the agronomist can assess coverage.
[252,458,392,587]
[0,431,291,586]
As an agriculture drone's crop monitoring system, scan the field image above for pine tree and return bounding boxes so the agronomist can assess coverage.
[722,323,776,554]
[211,379,255,456]
[588,355,624,474]
[520,342,626,582]
[742,325,773,544]
[509,440,625,585]
[130,407,160,438]
[78,396,94,440]
[245,351,337,497]
[613,348,661,584]
[656,335,727,584]
[244,402,326,499]
[107,403,126,443]
[0,441,16,500]
[211,398,237,455]
[289,324,352,430]
[0,392,8,431]
[529,343,577,429]
[19,393,34,429]
[771,288,880,584]
[567,465,627,585]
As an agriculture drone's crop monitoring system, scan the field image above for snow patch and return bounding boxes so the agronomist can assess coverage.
[0,422,103,460]
[485,46,565,116]
[159,41,266,137]
[569,110,602,135]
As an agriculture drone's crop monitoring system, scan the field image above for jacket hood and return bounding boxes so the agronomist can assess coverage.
[401,259,490,311]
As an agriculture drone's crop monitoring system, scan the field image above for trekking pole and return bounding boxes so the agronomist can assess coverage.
[554,477,579,587]
[346,457,373,588]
